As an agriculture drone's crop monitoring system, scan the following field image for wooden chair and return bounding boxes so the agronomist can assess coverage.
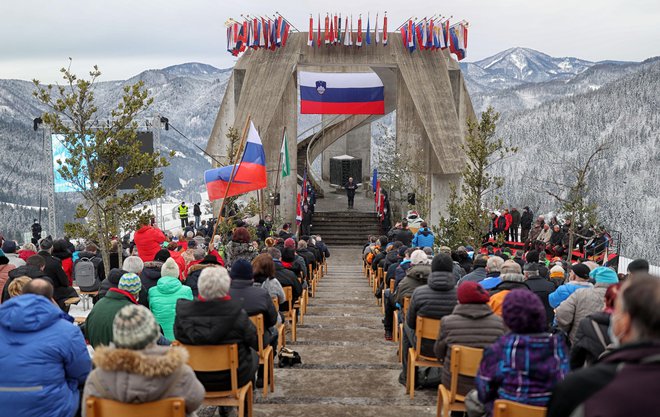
[407,316,443,399]
[283,286,298,342]
[178,343,253,417]
[86,396,185,417]
[375,267,383,304]
[493,400,547,417]
[272,297,285,351]
[249,314,275,396]
[437,346,484,417]
[396,296,411,361]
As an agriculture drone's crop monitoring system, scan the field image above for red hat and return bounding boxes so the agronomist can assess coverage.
[284,238,296,249]
[457,281,490,304]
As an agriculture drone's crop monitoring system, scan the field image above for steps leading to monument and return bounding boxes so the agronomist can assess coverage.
[311,211,382,246]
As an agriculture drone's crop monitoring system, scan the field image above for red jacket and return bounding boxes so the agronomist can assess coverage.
[504,213,513,231]
[168,250,187,281]
[61,257,73,286]
[18,250,37,262]
[134,225,166,262]
[208,249,225,266]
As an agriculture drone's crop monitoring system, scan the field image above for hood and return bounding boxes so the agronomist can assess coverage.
[175,299,244,343]
[428,270,456,291]
[386,251,399,262]
[135,225,153,235]
[406,264,431,283]
[107,268,128,285]
[418,228,432,237]
[187,263,213,274]
[453,303,495,320]
[93,345,187,377]
[52,249,72,260]
[77,251,99,259]
[493,281,530,291]
[143,261,164,270]
[155,276,183,294]
[0,294,68,333]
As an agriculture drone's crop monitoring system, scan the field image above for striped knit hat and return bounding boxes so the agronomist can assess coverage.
[118,273,142,300]
[113,304,160,350]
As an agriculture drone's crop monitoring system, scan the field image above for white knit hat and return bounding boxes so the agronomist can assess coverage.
[113,305,160,350]
[410,249,431,265]
[161,257,180,278]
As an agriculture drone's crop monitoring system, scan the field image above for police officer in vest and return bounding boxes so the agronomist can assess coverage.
[178,202,188,228]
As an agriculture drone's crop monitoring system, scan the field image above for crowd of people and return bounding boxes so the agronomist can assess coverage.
[0,218,329,417]
[363,218,657,417]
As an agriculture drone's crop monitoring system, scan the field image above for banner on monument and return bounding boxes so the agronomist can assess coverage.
[299,71,385,115]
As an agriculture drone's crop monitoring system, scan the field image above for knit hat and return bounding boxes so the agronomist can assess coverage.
[550,265,565,279]
[118,273,142,299]
[457,281,490,304]
[284,238,296,249]
[113,305,160,350]
[410,249,430,265]
[502,289,547,333]
[590,267,619,284]
[431,253,454,272]
[571,263,591,280]
[1,240,17,253]
[281,247,296,263]
[230,258,253,280]
[161,257,180,278]
[154,249,170,263]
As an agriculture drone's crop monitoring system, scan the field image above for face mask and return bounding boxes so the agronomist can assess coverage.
[608,318,621,348]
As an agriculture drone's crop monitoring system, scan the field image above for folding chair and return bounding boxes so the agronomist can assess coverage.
[437,346,484,417]
[86,397,185,417]
[249,314,275,396]
[177,343,253,417]
[493,400,547,417]
[407,316,443,399]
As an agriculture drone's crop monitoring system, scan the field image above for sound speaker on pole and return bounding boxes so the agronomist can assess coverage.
[274,193,281,206]
[407,193,416,205]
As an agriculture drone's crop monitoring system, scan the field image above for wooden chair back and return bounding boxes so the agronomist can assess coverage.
[447,345,484,402]
[86,397,185,417]
[401,296,411,320]
[389,277,395,292]
[283,286,293,311]
[272,296,279,312]
[493,400,547,417]
[249,314,266,354]
[308,264,313,280]
[179,343,242,399]
[414,316,442,361]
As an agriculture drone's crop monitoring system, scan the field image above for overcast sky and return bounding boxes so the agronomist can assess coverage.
[2,0,658,82]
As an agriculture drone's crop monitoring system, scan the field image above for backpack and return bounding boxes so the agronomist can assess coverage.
[366,247,380,265]
[74,257,100,292]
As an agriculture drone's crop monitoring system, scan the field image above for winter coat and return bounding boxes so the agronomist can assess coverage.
[434,303,506,396]
[510,209,521,228]
[229,279,278,331]
[394,260,412,290]
[140,261,163,293]
[504,213,513,230]
[99,268,149,308]
[85,289,137,348]
[82,345,204,417]
[457,266,487,285]
[476,332,570,417]
[548,342,660,417]
[382,250,400,274]
[520,209,533,229]
[257,277,286,306]
[528,223,544,241]
[555,283,613,344]
[394,264,430,305]
[536,228,553,243]
[17,249,37,262]
[315,241,330,258]
[148,276,193,340]
[53,249,74,284]
[549,230,564,246]
[256,225,268,242]
[487,281,531,316]
[273,261,302,311]
[548,281,593,309]
[480,272,502,290]
[225,241,257,267]
[407,270,457,329]
[343,181,358,197]
[0,294,91,417]
[2,265,49,302]
[412,228,435,248]
[297,248,317,270]
[524,274,557,325]
[38,250,69,290]
[5,253,25,267]
[134,225,166,262]
[0,264,16,296]
[184,263,217,298]
[174,298,258,392]
[569,311,611,369]
[397,229,414,247]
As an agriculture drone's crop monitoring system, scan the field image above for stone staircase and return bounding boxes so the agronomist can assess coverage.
[311,211,383,246]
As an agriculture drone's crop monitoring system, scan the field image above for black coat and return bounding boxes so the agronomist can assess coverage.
[99,268,149,308]
[174,298,258,391]
[256,225,268,242]
[520,209,533,229]
[344,181,358,197]
[38,250,69,289]
[274,261,302,311]
[524,275,556,325]
[229,279,278,331]
[140,262,163,294]
[297,248,317,270]
[570,311,611,369]
[2,265,50,302]
[389,228,414,246]
[315,241,330,258]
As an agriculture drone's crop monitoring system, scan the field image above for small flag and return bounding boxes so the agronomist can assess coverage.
[329,16,334,45]
[308,15,314,46]
[317,14,322,47]
[374,13,379,44]
[372,168,378,192]
[383,13,388,45]
[337,13,342,44]
[356,15,363,46]
[296,192,302,223]
[281,130,290,177]
[366,15,371,45]
[343,15,350,46]
[325,14,330,45]
[334,14,339,44]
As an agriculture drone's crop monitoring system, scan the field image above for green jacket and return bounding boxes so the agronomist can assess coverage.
[85,290,136,348]
[148,276,193,341]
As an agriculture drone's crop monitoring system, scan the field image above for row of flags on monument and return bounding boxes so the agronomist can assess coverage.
[307,13,388,47]
[226,16,291,56]
[400,19,468,59]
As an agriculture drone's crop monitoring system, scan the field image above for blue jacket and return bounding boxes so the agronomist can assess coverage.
[0,294,91,417]
[548,282,594,309]
[412,228,435,248]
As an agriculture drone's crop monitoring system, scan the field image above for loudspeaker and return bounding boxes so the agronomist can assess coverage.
[407,193,416,205]
[273,193,280,206]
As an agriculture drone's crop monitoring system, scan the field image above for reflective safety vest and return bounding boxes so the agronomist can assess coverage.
[179,204,188,218]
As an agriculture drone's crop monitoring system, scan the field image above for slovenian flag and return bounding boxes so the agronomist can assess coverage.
[204,121,267,200]
[299,71,385,114]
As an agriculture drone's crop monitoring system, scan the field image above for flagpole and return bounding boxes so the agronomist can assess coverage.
[210,115,251,240]
[272,126,286,219]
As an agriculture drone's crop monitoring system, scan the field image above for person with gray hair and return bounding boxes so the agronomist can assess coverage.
[174,266,259,391]
[480,256,505,290]
[486,260,531,316]
[296,239,317,271]
[122,256,144,275]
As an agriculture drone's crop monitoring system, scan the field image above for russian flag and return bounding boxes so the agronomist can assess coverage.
[204,122,267,201]
[299,71,385,115]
